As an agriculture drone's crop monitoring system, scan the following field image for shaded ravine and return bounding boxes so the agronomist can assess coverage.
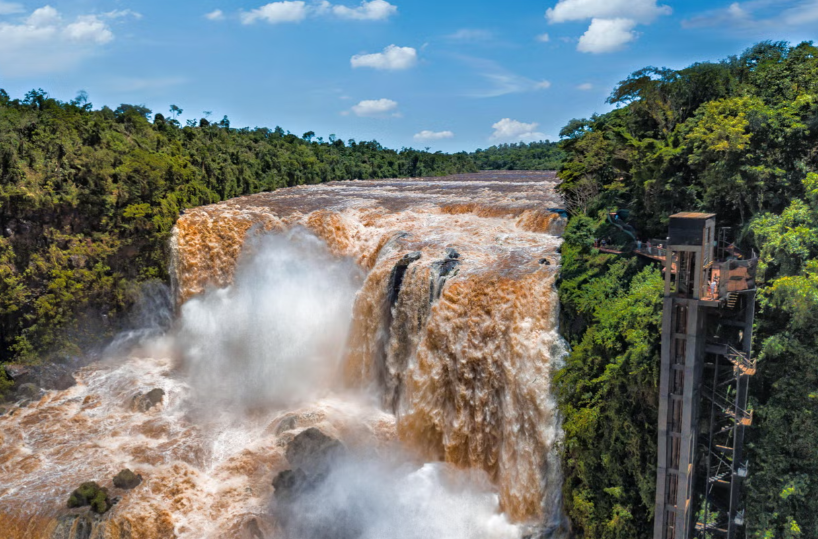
[0,171,569,538]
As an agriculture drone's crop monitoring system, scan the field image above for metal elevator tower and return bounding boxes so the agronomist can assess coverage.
[653,213,757,539]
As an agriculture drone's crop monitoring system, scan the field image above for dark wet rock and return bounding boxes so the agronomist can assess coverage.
[272,468,309,502]
[67,481,111,514]
[52,513,99,539]
[17,383,41,401]
[539,258,551,266]
[273,430,349,538]
[387,252,421,306]
[27,361,77,391]
[3,364,32,384]
[429,253,461,302]
[285,427,346,477]
[113,468,143,489]
[130,388,165,412]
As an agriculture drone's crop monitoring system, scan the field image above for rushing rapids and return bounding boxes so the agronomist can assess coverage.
[0,171,568,539]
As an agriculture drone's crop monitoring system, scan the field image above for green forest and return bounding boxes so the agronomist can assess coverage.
[471,140,565,170]
[0,89,475,385]
[555,41,818,538]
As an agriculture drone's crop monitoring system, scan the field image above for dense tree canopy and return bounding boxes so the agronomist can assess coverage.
[470,140,565,170]
[556,41,818,538]
[0,89,475,373]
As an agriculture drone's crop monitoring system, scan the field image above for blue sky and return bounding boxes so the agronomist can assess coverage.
[0,0,816,152]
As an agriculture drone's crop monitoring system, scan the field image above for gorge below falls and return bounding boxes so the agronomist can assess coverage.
[0,171,570,539]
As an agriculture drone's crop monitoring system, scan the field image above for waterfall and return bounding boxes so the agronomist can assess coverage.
[0,172,569,538]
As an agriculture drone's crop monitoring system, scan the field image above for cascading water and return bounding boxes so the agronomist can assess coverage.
[0,172,569,539]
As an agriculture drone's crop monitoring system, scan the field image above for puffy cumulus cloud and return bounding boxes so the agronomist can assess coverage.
[351,44,417,70]
[332,0,397,20]
[546,0,671,24]
[490,118,545,142]
[414,130,454,141]
[546,0,669,54]
[0,1,24,15]
[0,5,118,77]
[351,98,399,117]
[536,32,550,42]
[63,15,114,43]
[577,18,636,53]
[205,9,225,21]
[241,1,307,24]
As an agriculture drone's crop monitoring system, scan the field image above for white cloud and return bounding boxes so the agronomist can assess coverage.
[684,1,818,31]
[536,32,550,42]
[0,1,24,15]
[351,98,399,117]
[0,6,117,77]
[241,1,307,24]
[577,18,637,53]
[490,118,546,141]
[332,0,397,20]
[447,28,494,41]
[103,9,142,20]
[577,82,593,90]
[546,0,671,24]
[535,80,552,89]
[414,130,454,141]
[351,44,417,70]
[234,1,397,25]
[546,0,669,53]
[64,15,113,44]
[27,5,60,27]
[205,9,225,21]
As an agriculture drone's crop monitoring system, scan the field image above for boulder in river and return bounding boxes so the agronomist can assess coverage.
[67,482,111,514]
[284,427,346,478]
[113,468,143,489]
[130,388,165,412]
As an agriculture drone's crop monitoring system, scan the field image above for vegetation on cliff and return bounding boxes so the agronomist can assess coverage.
[556,41,818,537]
[0,89,475,382]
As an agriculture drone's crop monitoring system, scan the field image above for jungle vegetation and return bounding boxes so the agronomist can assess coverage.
[470,140,565,170]
[556,41,818,538]
[0,89,475,384]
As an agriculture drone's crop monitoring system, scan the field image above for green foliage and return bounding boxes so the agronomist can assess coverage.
[557,217,663,538]
[556,41,818,537]
[0,89,476,364]
[469,141,565,170]
[67,481,110,513]
[745,174,818,538]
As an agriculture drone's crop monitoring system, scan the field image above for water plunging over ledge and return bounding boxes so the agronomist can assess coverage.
[0,171,569,539]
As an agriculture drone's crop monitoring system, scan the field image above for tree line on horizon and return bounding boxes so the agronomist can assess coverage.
[0,88,479,376]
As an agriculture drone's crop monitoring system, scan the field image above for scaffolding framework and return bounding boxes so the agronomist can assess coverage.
[653,213,757,539]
